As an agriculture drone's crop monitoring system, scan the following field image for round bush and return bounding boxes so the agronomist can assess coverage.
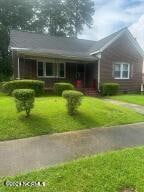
[100,83,120,96]
[2,80,44,96]
[13,89,35,117]
[54,82,74,96]
[62,90,84,115]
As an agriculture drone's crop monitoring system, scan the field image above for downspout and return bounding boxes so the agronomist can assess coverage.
[97,53,101,91]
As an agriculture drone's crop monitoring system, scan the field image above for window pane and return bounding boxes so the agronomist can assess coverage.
[46,63,53,76]
[114,64,121,78]
[122,71,128,78]
[59,63,65,77]
[38,62,44,76]
[115,64,121,71]
[114,71,121,78]
[123,64,128,71]
[122,64,129,78]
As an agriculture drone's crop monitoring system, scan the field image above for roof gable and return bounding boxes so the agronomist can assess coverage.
[90,28,144,57]
[89,28,126,54]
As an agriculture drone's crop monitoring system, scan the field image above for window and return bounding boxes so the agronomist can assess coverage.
[122,64,129,78]
[38,62,44,76]
[59,63,65,78]
[113,63,130,79]
[46,63,54,76]
[37,61,66,78]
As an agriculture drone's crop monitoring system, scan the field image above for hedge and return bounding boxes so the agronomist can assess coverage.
[13,89,35,117]
[100,83,120,96]
[2,80,44,96]
[54,82,74,96]
[62,90,84,115]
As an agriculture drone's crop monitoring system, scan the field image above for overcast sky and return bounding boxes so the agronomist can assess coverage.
[78,0,144,50]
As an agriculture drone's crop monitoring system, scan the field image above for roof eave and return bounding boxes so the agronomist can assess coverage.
[11,48,98,62]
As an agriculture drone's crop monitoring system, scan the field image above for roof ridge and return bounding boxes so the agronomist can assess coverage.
[10,27,128,44]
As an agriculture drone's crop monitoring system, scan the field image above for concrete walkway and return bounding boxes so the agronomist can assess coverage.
[104,99,144,114]
[1,122,144,177]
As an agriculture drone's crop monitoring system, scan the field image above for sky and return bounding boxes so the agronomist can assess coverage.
[78,0,144,50]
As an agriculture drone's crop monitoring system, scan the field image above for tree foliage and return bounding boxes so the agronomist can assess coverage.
[0,24,12,81]
[32,0,95,37]
[0,0,95,36]
[65,0,95,37]
[0,0,34,81]
[0,0,34,29]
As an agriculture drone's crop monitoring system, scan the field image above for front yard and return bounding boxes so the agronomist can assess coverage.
[0,147,144,192]
[110,94,144,105]
[0,93,144,141]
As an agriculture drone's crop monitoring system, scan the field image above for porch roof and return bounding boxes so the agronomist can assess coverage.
[11,48,98,62]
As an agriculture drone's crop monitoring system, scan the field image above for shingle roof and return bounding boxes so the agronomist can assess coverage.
[89,28,126,53]
[11,28,140,60]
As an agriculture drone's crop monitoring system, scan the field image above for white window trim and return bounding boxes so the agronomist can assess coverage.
[37,60,66,78]
[113,62,130,80]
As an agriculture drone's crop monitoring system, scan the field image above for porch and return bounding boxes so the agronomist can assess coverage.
[15,57,99,94]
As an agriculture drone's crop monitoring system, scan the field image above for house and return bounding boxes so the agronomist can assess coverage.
[10,28,144,93]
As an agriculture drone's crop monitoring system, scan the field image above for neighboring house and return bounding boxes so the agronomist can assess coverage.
[10,28,144,92]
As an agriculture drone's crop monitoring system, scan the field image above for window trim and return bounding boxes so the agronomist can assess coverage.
[113,62,130,80]
[37,60,66,78]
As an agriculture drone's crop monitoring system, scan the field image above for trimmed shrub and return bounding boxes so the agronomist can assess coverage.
[2,80,44,96]
[100,83,120,96]
[54,82,74,96]
[13,89,35,117]
[62,90,84,115]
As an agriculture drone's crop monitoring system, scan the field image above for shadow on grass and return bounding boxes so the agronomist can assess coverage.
[69,111,101,129]
[18,114,54,135]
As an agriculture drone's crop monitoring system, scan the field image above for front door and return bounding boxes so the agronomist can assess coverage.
[76,64,85,88]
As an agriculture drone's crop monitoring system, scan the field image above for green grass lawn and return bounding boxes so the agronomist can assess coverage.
[0,93,144,141]
[1,147,144,192]
[110,94,144,106]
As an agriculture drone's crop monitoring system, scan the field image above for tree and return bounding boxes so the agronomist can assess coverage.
[65,0,95,37]
[31,0,68,36]
[0,0,34,81]
[33,0,95,37]
[0,0,34,29]
[0,24,12,81]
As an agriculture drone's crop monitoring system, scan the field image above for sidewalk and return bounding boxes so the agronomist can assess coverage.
[103,99,144,114]
[0,122,144,177]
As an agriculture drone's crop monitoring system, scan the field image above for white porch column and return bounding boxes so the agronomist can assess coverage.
[17,56,20,80]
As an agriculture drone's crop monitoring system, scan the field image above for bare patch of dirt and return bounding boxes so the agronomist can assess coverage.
[120,187,137,192]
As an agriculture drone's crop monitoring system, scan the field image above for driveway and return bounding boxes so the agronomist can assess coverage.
[1,122,144,177]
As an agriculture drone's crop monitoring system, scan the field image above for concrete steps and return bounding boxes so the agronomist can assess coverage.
[84,88,99,96]
[77,88,99,96]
